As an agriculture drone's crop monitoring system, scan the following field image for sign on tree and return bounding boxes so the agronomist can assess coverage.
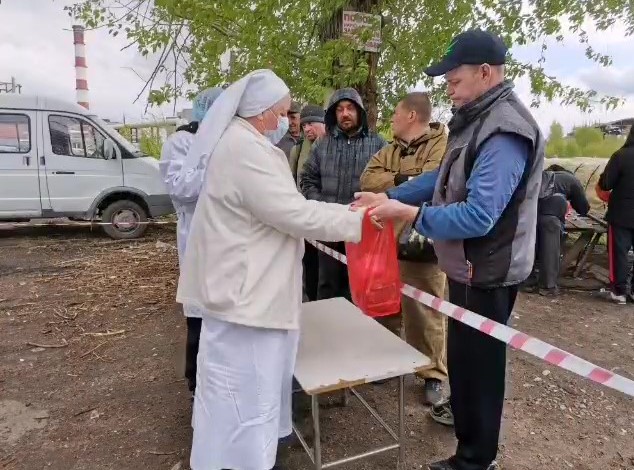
[342,11,382,53]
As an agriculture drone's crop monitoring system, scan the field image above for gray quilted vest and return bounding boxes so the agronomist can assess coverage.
[431,81,545,287]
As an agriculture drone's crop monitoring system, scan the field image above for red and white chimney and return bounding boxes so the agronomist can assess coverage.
[72,25,89,109]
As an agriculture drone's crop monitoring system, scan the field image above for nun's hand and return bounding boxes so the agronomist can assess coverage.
[352,192,388,209]
[349,204,383,229]
[369,200,419,224]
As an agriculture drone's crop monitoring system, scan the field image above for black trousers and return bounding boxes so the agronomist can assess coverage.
[317,242,351,301]
[303,241,320,302]
[447,280,518,470]
[185,316,202,393]
[609,224,634,296]
[535,195,567,289]
[536,214,563,289]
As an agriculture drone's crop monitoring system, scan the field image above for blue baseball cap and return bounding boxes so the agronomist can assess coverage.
[425,29,508,77]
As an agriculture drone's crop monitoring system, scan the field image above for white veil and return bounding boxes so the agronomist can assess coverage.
[182,69,289,179]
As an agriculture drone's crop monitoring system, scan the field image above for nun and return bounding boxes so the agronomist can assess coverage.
[159,87,224,395]
[177,69,364,469]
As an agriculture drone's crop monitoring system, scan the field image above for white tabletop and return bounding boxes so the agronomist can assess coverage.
[294,298,431,395]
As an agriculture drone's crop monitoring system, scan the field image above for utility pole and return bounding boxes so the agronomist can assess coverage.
[0,76,22,94]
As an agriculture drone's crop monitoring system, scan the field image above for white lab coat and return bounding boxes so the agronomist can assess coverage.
[159,130,204,318]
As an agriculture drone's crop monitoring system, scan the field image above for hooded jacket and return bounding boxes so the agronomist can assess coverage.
[599,128,634,228]
[300,88,387,204]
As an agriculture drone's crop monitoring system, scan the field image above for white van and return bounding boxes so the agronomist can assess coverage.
[0,94,173,239]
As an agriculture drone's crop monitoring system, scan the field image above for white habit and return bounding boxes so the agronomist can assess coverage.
[177,69,363,470]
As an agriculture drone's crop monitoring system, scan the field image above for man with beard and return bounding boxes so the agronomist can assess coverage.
[301,88,387,300]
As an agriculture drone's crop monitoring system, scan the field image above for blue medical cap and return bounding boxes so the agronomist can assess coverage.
[192,87,224,122]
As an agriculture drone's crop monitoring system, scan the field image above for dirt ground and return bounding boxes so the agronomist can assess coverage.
[1,225,632,470]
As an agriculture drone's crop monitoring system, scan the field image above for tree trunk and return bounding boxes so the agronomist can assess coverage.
[319,1,380,130]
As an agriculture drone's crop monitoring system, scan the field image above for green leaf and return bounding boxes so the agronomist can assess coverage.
[67,0,632,126]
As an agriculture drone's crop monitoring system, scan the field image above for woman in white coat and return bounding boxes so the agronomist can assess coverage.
[159,87,223,395]
[177,69,364,470]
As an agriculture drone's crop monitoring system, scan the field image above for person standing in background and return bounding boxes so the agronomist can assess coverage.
[289,104,326,184]
[598,126,634,305]
[276,100,302,160]
[289,104,326,301]
[360,91,449,405]
[158,87,224,396]
[301,88,387,300]
[524,168,590,296]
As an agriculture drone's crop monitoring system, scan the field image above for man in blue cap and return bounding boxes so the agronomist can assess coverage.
[355,29,544,470]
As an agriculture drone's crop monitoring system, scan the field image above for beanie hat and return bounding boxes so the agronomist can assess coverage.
[289,100,302,114]
[300,104,325,125]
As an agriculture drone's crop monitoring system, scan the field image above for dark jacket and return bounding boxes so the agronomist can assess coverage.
[277,132,298,161]
[300,88,387,204]
[599,129,634,228]
[541,170,590,216]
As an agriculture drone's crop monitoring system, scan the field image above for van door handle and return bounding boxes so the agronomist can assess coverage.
[40,156,46,165]
[53,171,75,175]
[23,156,31,166]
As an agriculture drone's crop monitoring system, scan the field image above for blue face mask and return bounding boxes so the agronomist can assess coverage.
[264,113,289,145]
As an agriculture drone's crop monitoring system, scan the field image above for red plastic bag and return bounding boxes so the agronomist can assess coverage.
[345,214,402,317]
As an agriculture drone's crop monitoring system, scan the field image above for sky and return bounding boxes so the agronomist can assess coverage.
[1,0,633,134]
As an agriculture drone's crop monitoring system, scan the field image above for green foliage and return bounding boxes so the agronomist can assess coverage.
[549,121,564,141]
[573,126,604,148]
[116,125,163,158]
[545,122,626,158]
[66,0,632,123]
[117,125,133,142]
[139,133,163,159]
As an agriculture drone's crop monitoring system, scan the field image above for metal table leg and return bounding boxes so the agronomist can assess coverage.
[573,232,602,278]
[561,231,593,272]
[398,375,405,468]
[312,394,322,470]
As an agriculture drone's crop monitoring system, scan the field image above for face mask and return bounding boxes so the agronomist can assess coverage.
[264,112,289,145]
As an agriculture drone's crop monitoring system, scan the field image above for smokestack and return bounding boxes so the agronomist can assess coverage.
[72,25,89,109]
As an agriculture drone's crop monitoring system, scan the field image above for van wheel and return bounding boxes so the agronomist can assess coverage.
[101,200,148,239]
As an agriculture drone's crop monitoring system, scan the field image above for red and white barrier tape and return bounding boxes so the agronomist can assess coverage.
[0,220,176,228]
[308,240,634,398]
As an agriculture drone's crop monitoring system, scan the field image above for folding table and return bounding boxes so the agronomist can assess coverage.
[293,297,430,469]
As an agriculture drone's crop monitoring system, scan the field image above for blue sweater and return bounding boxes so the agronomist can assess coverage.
[386,133,530,241]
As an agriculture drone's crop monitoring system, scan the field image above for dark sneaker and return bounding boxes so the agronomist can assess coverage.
[424,379,444,406]
[428,459,457,470]
[428,458,498,470]
[628,293,634,304]
[429,399,454,426]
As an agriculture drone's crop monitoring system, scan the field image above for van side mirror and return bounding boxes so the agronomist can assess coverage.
[103,139,117,160]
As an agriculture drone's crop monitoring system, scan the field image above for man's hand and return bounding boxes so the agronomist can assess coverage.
[369,200,419,224]
[353,192,388,209]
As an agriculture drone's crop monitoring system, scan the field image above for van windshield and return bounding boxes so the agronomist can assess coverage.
[88,115,148,158]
